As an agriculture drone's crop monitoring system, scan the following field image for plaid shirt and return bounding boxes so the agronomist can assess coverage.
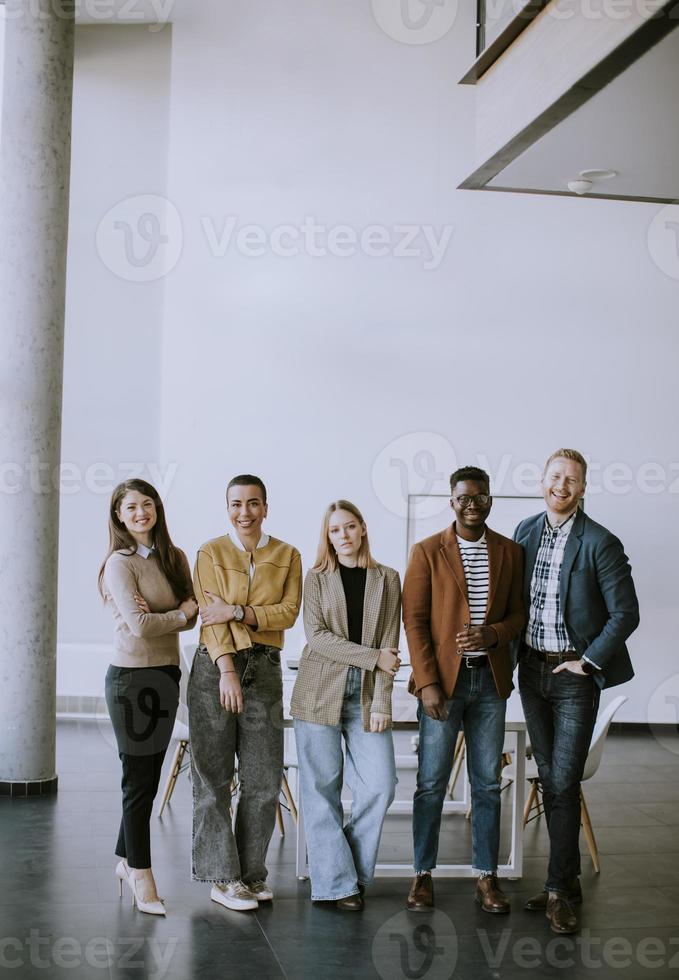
[525,512,577,653]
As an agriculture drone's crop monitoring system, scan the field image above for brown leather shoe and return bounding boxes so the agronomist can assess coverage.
[546,896,578,934]
[336,893,364,911]
[525,884,582,911]
[475,874,510,914]
[406,873,434,911]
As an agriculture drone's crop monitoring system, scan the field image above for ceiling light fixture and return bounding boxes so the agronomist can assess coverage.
[567,169,618,195]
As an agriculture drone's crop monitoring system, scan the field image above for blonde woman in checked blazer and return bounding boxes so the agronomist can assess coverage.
[291,500,402,910]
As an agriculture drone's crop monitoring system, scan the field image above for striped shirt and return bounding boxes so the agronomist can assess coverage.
[457,533,489,654]
[525,512,576,653]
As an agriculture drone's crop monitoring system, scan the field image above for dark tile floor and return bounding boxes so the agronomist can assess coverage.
[1,722,678,979]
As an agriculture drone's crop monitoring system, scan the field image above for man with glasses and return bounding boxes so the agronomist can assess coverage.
[403,467,525,913]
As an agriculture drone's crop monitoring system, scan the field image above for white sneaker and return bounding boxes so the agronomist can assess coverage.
[248,880,274,901]
[211,881,258,911]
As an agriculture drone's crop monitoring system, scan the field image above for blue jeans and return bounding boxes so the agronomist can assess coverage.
[294,667,397,901]
[519,651,600,895]
[413,663,506,874]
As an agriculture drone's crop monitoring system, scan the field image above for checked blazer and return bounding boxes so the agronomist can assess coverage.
[290,563,402,731]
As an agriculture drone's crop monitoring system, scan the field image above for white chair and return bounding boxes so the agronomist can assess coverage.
[157,644,193,817]
[158,644,299,832]
[503,695,628,872]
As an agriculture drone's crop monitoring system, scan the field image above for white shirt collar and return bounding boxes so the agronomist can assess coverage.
[229,532,270,552]
[136,542,154,559]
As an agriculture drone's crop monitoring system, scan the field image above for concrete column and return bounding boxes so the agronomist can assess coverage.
[0,0,75,794]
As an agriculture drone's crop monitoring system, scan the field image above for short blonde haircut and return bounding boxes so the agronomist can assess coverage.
[544,448,587,482]
[312,500,377,573]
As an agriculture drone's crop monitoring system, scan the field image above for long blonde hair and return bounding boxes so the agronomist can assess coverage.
[312,500,378,573]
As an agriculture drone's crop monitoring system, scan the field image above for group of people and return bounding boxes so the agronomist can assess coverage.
[99,447,639,936]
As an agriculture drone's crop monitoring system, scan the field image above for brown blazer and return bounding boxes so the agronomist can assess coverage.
[290,564,401,731]
[403,523,525,700]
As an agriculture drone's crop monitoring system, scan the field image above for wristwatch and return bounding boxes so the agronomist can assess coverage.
[232,604,245,622]
[580,659,594,675]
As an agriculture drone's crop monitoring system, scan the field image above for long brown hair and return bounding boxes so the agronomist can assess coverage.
[97,479,192,601]
[312,500,377,573]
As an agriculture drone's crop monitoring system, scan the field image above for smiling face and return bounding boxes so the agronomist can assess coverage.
[450,479,492,539]
[542,456,586,519]
[117,490,157,542]
[327,508,366,567]
[227,484,268,543]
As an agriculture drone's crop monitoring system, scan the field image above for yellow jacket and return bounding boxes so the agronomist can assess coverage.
[193,534,302,663]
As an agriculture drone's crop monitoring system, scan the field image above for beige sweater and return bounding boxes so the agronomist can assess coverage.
[104,549,196,668]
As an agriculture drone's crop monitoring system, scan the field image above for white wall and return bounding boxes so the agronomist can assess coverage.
[157,0,679,722]
[58,24,172,674]
[4,3,674,721]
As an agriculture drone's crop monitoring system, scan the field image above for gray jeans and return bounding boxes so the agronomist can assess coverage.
[188,644,284,883]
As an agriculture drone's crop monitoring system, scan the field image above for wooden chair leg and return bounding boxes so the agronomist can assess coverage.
[158,740,187,817]
[580,789,600,873]
[523,779,539,826]
[281,771,298,824]
[275,801,285,836]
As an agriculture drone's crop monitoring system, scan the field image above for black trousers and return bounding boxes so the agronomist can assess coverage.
[105,663,180,869]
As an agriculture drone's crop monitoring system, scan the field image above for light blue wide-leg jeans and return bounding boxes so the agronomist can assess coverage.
[294,667,397,901]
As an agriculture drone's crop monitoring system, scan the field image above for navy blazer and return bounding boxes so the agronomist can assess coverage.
[513,509,639,690]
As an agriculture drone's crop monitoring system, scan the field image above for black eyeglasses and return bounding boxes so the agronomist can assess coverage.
[452,494,491,509]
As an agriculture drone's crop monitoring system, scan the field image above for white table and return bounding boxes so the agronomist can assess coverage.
[283,676,527,880]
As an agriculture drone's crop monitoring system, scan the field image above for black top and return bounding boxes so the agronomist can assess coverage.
[338,564,367,645]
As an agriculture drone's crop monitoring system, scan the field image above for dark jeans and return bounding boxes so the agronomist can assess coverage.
[188,644,284,884]
[105,663,180,869]
[519,652,600,895]
[413,662,506,874]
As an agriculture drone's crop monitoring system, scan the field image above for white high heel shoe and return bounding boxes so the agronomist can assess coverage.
[115,861,165,916]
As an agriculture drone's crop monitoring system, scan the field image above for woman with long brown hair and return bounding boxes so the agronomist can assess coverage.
[99,479,197,915]
[290,500,401,910]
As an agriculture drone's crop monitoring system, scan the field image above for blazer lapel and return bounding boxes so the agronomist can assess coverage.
[326,569,349,639]
[485,528,504,618]
[362,566,384,648]
[523,515,545,608]
[439,525,468,602]
[559,509,585,609]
